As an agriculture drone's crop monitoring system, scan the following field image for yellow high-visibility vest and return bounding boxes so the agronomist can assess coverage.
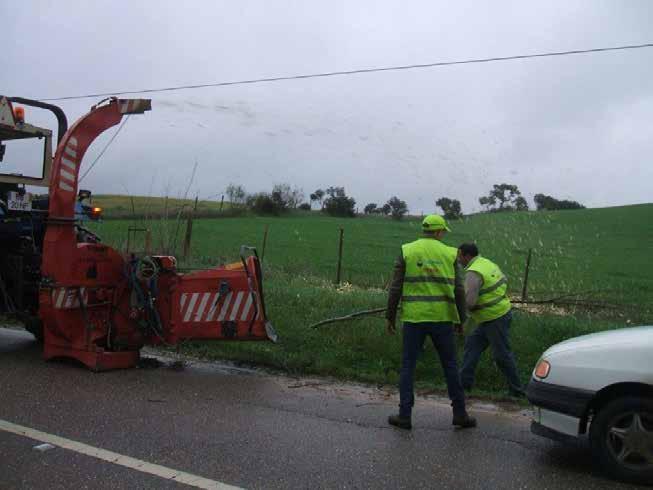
[400,238,460,323]
[466,256,511,323]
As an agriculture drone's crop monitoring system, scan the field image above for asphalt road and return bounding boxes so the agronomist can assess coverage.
[0,328,644,489]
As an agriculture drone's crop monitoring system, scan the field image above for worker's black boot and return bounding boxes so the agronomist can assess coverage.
[509,388,526,398]
[388,414,412,430]
[452,412,477,429]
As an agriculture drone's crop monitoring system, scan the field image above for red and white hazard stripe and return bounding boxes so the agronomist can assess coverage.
[51,287,87,309]
[178,291,262,323]
[58,136,78,193]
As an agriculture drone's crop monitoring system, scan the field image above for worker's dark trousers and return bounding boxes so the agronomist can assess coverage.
[460,311,523,394]
[399,322,466,418]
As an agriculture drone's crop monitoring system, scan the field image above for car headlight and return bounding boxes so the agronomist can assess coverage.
[534,359,551,379]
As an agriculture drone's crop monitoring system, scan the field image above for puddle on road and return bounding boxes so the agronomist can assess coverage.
[144,348,532,420]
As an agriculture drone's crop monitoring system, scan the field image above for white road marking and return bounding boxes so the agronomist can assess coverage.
[0,419,243,489]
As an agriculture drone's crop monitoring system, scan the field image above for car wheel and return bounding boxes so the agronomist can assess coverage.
[589,396,653,485]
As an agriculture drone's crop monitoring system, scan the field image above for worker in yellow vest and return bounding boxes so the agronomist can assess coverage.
[457,243,525,397]
[386,215,477,430]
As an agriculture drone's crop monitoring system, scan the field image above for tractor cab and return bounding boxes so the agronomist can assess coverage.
[0,97,74,334]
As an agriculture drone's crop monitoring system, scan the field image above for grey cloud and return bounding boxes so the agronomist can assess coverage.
[3,0,652,212]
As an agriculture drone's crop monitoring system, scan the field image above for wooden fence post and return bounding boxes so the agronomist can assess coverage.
[145,229,152,255]
[182,199,198,261]
[522,248,533,301]
[261,224,270,262]
[335,227,344,284]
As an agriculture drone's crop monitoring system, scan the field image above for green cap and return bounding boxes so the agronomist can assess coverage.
[422,214,451,232]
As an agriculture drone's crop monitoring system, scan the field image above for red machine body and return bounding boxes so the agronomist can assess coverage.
[39,98,274,371]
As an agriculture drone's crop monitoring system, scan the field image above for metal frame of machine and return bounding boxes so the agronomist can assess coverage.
[0,96,276,371]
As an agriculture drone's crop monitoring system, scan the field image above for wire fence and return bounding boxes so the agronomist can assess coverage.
[101,216,643,317]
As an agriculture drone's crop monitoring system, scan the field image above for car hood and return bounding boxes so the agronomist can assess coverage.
[543,325,653,357]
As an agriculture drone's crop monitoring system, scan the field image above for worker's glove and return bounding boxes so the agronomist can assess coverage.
[454,323,464,336]
[386,319,396,336]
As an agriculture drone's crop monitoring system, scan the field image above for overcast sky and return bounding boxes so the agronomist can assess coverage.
[2,1,652,213]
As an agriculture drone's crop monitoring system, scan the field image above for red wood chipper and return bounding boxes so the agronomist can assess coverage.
[0,96,276,370]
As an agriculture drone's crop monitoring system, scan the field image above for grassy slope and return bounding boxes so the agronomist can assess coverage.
[91,201,652,394]
[92,194,230,219]
[96,202,653,311]
[184,268,622,395]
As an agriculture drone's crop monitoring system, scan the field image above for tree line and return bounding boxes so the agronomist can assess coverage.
[225,182,584,220]
[436,184,584,220]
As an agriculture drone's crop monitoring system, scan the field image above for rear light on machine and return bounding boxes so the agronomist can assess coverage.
[91,207,102,219]
[13,106,25,123]
[534,359,551,379]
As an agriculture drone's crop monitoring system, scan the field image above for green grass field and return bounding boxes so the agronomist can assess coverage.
[92,194,231,219]
[89,201,653,396]
[95,202,652,310]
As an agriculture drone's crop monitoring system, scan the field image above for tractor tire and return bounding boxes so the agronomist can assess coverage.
[24,317,43,343]
[589,396,653,485]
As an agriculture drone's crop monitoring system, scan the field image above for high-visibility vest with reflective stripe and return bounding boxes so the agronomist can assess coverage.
[466,256,511,323]
[400,238,460,323]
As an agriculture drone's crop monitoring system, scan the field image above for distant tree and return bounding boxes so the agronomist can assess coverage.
[490,183,520,210]
[514,196,529,211]
[386,196,408,220]
[479,183,527,212]
[325,186,345,198]
[271,183,304,210]
[226,183,246,208]
[270,187,289,212]
[478,195,496,212]
[380,203,391,215]
[364,203,378,214]
[534,193,584,211]
[435,197,463,220]
[290,186,305,209]
[323,186,356,217]
[312,189,325,209]
[534,194,551,210]
[557,199,584,210]
[247,192,281,215]
[298,203,311,211]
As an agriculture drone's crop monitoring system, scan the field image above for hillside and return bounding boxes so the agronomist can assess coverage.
[87,200,652,392]
[92,194,229,219]
[92,200,652,318]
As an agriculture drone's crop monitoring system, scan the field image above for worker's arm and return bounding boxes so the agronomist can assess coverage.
[385,253,405,334]
[465,271,483,310]
[454,262,468,324]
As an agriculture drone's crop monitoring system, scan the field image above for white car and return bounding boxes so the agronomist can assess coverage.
[527,325,653,485]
